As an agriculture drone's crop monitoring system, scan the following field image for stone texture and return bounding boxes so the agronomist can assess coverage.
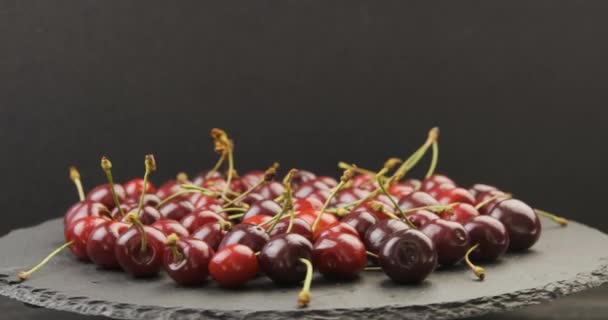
[0,218,607,320]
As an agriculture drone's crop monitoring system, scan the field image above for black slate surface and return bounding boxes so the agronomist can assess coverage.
[0,217,607,320]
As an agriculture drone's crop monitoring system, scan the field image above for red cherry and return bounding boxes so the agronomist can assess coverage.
[120,206,162,225]
[86,220,130,269]
[312,233,367,279]
[398,191,440,211]
[239,170,265,189]
[191,170,223,187]
[440,203,479,224]
[65,216,108,260]
[150,219,189,237]
[436,188,476,206]
[334,187,370,206]
[64,201,110,227]
[156,179,187,201]
[297,211,339,239]
[191,221,231,250]
[86,184,126,210]
[341,209,379,238]
[420,219,470,267]
[242,214,273,227]
[314,222,359,241]
[476,189,506,215]
[469,184,499,199]
[267,217,313,241]
[420,174,455,193]
[209,244,258,287]
[255,181,285,200]
[163,236,214,286]
[408,210,439,228]
[387,183,414,198]
[241,200,282,220]
[124,178,157,199]
[158,200,195,221]
[115,224,167,277]
[217,223,270,252]
[190,194,222,209]
[428,182,457,198]
[180,209,225,233]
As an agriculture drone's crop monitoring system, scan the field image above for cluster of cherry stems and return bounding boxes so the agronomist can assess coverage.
[17,128,567,308]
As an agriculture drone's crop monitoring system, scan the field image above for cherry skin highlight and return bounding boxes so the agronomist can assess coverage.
[464,215,510,262]
[217,223,270,252]
[259,233,313,284]
[64,201,110,227]
[163,237,214,286]
[420,219,470,267]
[209,244,258,288]
[114,225,167,277]
[150,219,189,237]
[123,178,157,199]
[86,220,130,269]
[363,219,411,255]
[379,229,438,284]
[86,183,126,210]
[489,199,541,251]
[312,233,367,279]
[65,216,108,261]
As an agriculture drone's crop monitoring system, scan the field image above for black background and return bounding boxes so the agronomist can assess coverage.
[1,1,607,319]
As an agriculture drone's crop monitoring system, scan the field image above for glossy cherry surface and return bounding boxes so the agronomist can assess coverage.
[290,170,317,190]
[64,201,110,227]
[241,199,282,220]
[191,170,223,187]
[86,220,130,269]
[150,219,189,237]
[267,217,313,241]
[123,178,157,199]
[296,211,338,235]
[191,222,230,250]
[121,206,162,225]
[341,209,379,239]
[242,214,273,227]
[115,225,167,277]
[379,229,437,284]
[180,209,225,233]
[420,219,469,267]
[255,181,285,200]
[124,193,162,208]
[65,216,108,261]
[489,199,541,251]
[163,237,214,286]
[158,200,194,221]
[440,203,479,224]
[427,182,456,198]
[387,183,415,198]
[408,210,439,229]
[464,215,510,262]
[476,189,506,215]
[363,219,410,255]
[259,233,313,284]
[398,191,440,211]
[86,183,126,210]
[436,187,476,206]
[315,222,359,241]
[420,174,455,193]
[209,244,258,288]
[156,179,187,201]
[469,184,498,198]
[217,223,270,252]
[312,233,367,279]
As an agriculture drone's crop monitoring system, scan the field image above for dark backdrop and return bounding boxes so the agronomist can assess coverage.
[1,1,607,319]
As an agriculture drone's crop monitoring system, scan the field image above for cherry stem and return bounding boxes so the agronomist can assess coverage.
[297,258,313,308]
[366,251,378,258]
[367,202,401,220]
[127,213,147,253]
[474,193,512,210]
[206,152,226,179]
[535,209,568,227]
[176,172,189,184]
[69,166,85,202]
[337,162,377,176]
[376,177,417,228]
[262,169,297,232]
[179,184,232,202]
[227,213,245,220]
[465,244,485,281]
[17,241,74,282]
[165,233,184,262]
[311,168,354,232]
[137,154,156,214]
[223,163,278,208]
[365,267,382,271]
[101,156,125,217]
[401,203,457,215]
[424,141,439,179]
[391,127,439,182]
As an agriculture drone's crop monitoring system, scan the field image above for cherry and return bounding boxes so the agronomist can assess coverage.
[242,214,273,227]
[398,191,439,211]
[408,210,439,229]
[420,174,455,193]
[86,184,126,210]
[239,170,265,189]
[156,173,190,201]
[150,219,189,237]
[115,214,167,277]
[335,187,370,205]
[463,215,509,262]
[191,221,231,250]
[241,199,282,220]
[427,182,457,198]
[293,198,323,213]
[191,194,223,209]
[316,176,338,189]
[163,234,214,286]
[387,183,415,198]
[293,180,332,199]
[125,193,161,208]
[436,187,476,206]
[353,198,394,221]
[379,229,437,283]
[64,201,110,227]
[239,192,266,205]
[17,216,108,282]
[259,233,313,284]
[191,170,223,187]
[315,222,359,241]
[255,181,285,200]
[476,189,508,215]
[124,178,157,199]
[121,206,162,225]
[158,200,194,221]
[469,184,498,198]
[180,209,225,233]
[267,217,313,241]
[312,233,367,279]
[363,219,410,255]
[218,223,270,252]
[489,199,541,251]
[420,219,469,267]
[209,244,258,288]
[290,170,317,189]
[86,220,130,269]
[440,203,479,224]
[341,209,379,239]
[297,211,338,233]
[401,179,422,190]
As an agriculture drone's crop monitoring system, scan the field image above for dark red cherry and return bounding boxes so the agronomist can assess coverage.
[209,244,258,287]
[156,180,187,201]
[354,198,394,220]
[64,201,110,227]
[469,184,498,199]
[267,217,313,241]
[408,210,439,229]
[464,215,510,262]
[86,220,130,269]
[293,180,331,199]
[115,225,167,277]
[363,219,410,255]
[121,206,162,225]
[315,222,359,241]
[436,188,476,206]
[242,214,273,227]
[65,216,108,260]
[124,193,161,207]
[350,174,375,190]
[239,170,265,189]
[180,209,225,233]
[379,229,437,283]
[398,191,439,211]
[191,221,231,250]
[341,209,379,238]
[334,187,370,205]
[440,203,479,224]
[158,200,195,221]
[420,174,455,193]
[290,170,317,190]
[312,233,367,279]
[259,233,313,284]
[86,183,126,210]
[163,237,214,286]
[476,190,506,215]
[239,192,265,206]
[190,193,221,208]
[242,199,282,220]
[489,199,541,251]
[420,219,469,267]
[123,178,157,199]
[150,219,189,237]
[218,223,270,252]
[191,170,223,187]
[201,177,228,193]
[255,181,285,200]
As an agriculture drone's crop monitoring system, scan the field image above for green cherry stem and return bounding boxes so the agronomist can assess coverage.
[17,241,74,282]
[474,193,513,211]
[297,258,313,308]
[69,166,85,202]
[376,177,416,228]
[535,209,569,227]
[101,156,125,217]
[425,140,439,179]
[165,233,184,262]
[223,163,278,208]
[206,152,226,179]
[337,162,377,176]
[311,167,354,232]
[391,127,439,182]
[136,154,157,214]
[127,213,148,253]
[464,244,485,281]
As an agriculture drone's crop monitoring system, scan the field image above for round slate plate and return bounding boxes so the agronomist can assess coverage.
[0,217,607,320]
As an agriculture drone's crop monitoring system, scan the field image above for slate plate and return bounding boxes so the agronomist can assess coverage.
[0,217,607,320]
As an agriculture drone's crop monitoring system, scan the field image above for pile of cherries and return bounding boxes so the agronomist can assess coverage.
[18,128,567,308]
